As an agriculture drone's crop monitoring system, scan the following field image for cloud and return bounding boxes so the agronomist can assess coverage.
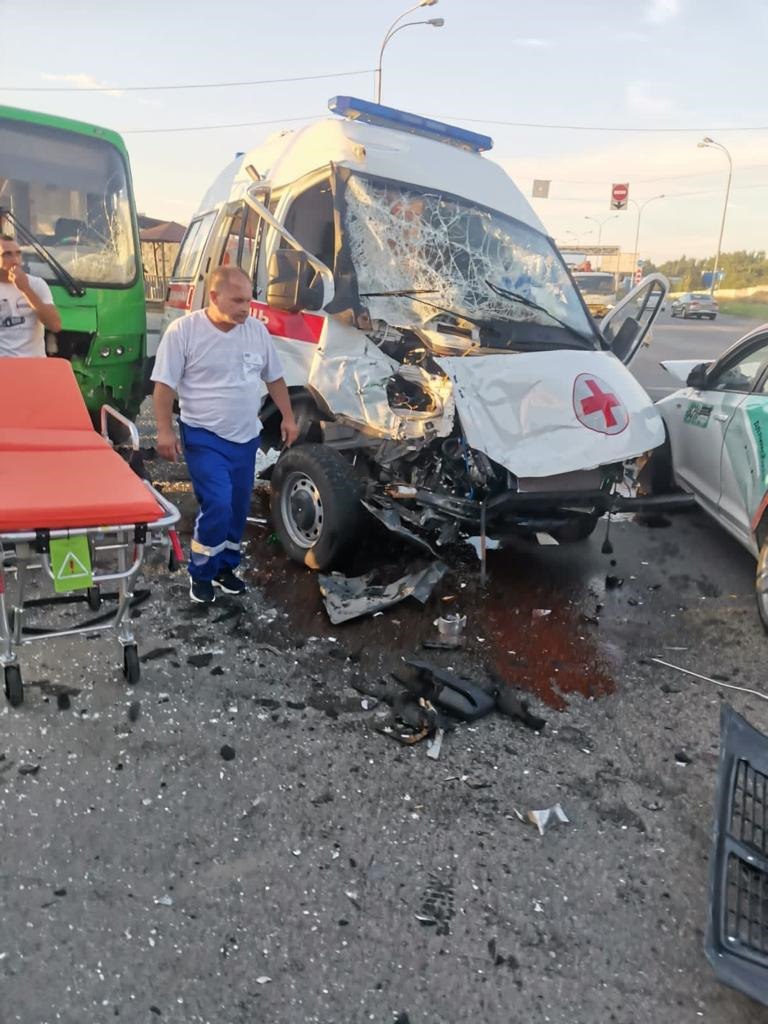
[626,81,675,117]
[512,38,553,48]
[41,73,123,98]
[645,0,683,24]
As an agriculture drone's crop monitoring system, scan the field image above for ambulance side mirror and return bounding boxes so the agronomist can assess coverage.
[266,250,324,313]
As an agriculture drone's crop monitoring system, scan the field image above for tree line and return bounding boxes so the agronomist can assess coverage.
[642,250,768,290]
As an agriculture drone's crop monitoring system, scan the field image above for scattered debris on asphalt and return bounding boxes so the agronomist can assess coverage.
[492,683,547,732]
[220,744,236,761]
[674,750,692,765]
[400,658,496,722]
[520,802,570,836]
[651,657,768,702]
[318,562,447,624]
[127,700,141,722]
[17,763,40,776]
[425,728,445,760]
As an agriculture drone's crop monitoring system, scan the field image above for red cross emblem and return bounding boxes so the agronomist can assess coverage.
[573,373,629,435]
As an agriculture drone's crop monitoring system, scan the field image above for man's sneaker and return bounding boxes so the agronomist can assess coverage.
[213,569,247,595]
[189,578,216,604]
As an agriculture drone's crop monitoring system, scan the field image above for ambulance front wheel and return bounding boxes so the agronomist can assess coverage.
[270,444,363,571]
[122,644,140,685]
[4,665,23,707]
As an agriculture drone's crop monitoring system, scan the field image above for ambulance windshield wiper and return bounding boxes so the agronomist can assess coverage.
[360,289,500,337]
[0,208,85,297]
[485,279,594,347]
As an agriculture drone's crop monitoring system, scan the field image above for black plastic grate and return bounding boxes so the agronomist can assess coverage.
[731,758,768,857]
[726,853,768,956]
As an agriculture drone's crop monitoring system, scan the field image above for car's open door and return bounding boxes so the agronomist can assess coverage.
[600,274,669,366]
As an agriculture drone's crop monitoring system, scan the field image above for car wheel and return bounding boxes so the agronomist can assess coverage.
[756,540,768,633]
[270,444,364,570]
[709,315,717,320]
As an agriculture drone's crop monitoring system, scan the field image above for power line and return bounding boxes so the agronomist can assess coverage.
[122,114,322,135]
[2,68,374,93]
[429,113,768,134]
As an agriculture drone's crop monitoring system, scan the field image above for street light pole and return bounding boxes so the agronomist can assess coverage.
[630,194,665,278]
[697,136,733,296]
[375,0,442,104]
[584,214,617,269]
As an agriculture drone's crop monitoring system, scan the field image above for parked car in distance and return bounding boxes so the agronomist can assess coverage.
[670,292,719,320]
[654,323,768,629]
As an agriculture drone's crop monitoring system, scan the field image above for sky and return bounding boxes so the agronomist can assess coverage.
[1,0,766,263]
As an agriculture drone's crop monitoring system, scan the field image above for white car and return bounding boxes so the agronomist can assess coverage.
[655,323,768,628]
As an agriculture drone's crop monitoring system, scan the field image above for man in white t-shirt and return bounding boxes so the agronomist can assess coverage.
[0,235,62,356]
[152,265,298,605]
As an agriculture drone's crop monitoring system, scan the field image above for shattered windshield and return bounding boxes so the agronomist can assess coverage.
[0,119,137,287]
[341,173,597,347]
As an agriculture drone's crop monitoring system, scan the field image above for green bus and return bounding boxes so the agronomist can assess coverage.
[0,105,146,426]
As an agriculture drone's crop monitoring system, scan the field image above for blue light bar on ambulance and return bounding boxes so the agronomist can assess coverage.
[328,96,493,153]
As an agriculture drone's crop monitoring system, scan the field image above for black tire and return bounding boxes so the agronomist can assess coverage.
[549,514,599,543]
[270,444,363,570]
[86,586,101,611]
[757,542,768,634]
[4,664,23,707]
[649,430,674,495]
[122,645,140,685]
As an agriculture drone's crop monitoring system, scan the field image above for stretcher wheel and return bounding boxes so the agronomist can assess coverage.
[4,665,23,707]
[122,645,140,685]
[86,586,101,611]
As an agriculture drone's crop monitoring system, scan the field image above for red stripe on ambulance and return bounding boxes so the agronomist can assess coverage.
[249,301,324,344]
[167,283,194,310]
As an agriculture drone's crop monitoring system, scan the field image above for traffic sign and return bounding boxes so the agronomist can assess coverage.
[634,268,643,284]
[611,182,629,211]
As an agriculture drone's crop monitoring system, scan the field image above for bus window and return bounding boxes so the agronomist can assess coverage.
[173,212,217,280]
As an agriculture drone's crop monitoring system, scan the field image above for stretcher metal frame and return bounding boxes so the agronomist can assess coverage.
[0,406,180,706]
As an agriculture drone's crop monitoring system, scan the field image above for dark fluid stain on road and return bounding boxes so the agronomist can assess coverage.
[240,495,616,711]
[481,548,615,711]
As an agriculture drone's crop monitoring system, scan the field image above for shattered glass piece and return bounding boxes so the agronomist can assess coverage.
[527,803,570,836]
[319,562,448,625]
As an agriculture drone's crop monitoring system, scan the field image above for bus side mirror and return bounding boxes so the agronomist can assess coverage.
[266,250,324,313]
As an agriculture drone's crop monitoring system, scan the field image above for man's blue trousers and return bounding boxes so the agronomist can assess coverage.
[180,422,259,582]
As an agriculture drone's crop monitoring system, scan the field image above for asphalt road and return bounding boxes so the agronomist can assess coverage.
[631,311,757,400]
[3,318,768,1024]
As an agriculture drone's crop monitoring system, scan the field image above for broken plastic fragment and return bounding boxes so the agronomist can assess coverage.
[426,728,445,760]
[318,562,447,625]
[526,803,570,836]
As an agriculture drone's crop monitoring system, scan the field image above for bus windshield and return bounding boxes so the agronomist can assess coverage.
[0,117,137,287]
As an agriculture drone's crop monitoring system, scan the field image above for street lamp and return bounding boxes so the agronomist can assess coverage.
[697,136,733,296]
[584,214,618,269]
[630,194,665,276]
[375,1,444,104]
[565,228,593,246]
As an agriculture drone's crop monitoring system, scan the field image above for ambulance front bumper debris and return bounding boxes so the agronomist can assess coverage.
[318,561,447,625]
[706,704,768,1008]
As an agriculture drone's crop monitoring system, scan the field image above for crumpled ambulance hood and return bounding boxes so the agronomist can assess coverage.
[436,349,664,478]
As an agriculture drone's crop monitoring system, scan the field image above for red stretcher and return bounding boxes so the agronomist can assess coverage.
[0,358,181,707]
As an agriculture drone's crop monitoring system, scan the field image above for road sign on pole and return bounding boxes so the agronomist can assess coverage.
[532,179,550,198]
[611,183,629,210]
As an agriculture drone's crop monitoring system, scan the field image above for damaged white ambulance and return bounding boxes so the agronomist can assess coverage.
[160,97,671,568]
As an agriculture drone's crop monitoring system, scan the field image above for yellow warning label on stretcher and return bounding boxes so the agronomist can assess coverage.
[50,536,93,593]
